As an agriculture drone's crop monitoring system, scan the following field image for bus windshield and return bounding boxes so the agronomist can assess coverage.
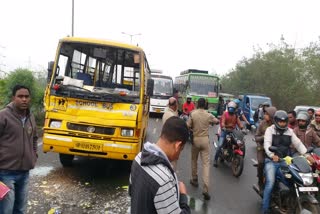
[153,77,173,95]
[189,75,217,95]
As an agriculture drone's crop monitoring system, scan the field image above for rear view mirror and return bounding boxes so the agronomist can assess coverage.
[47,61,54,83]
[147,79,154,96]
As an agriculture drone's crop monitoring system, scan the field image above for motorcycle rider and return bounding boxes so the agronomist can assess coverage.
[213,101,245,167]
[292,112,320,153]
[262,110,315,213]
[310,109,320,137]
[254,106,277,194]
[182,95,195,117]
[233,99,250,127]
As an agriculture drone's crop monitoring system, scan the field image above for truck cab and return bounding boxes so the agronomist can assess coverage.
[240,94,272,126]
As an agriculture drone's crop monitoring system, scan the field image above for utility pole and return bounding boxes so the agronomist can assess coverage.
[72,0,74,36]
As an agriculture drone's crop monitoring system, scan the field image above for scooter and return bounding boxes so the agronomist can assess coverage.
[214,129,246,177]
[253,146,320,213]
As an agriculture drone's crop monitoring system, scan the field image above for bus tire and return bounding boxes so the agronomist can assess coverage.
[59,154,74,167]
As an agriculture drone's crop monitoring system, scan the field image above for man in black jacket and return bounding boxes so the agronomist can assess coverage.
[0,85,38,214]
[129,116,191,214]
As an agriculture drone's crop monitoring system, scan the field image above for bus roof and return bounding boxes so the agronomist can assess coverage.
[59,37,144,52]
[180,69,208,75]
[151,74,172,80]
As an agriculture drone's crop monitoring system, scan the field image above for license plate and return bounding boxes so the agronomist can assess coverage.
[74,142,102,152]
[299,187,319,192]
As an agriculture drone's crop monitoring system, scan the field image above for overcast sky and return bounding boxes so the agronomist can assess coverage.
[1,0,320,78]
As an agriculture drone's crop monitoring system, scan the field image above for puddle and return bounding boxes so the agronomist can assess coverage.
[30,166,54,177]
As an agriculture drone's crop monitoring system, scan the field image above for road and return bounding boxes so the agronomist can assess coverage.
[27,115,261,213]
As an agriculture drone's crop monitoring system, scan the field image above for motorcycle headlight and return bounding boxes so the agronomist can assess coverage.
[299,173,314,186]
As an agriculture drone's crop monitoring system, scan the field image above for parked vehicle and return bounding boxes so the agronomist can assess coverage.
[43,37,154,166]
[240,94,272,126]
[214,129,246,177]
[253,146,320,213]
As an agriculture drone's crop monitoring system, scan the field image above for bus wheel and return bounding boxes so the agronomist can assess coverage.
[59,154,74,167]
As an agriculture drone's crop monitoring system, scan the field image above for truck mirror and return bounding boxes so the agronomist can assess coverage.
[147,79,154,96]
[47,61,54,83]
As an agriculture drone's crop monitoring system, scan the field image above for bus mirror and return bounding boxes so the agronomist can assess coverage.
[147,79,154,96]
[47,61,54,83]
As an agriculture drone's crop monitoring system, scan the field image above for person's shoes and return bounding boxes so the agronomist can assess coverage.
[213,160,218,167]
[202,192,211,200]
[190,179,199,187]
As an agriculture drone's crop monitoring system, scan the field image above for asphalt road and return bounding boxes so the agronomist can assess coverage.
[27,115,261,214]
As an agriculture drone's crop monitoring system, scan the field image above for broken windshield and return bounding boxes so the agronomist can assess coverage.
[51,42,141,103]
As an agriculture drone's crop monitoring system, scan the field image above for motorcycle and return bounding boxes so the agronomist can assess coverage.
[214,129,246,177]
[180,112,193,143]
[253,146,320,213]
[309,147,320,201]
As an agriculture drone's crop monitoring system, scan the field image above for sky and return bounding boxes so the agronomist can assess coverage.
[1,0,320,78]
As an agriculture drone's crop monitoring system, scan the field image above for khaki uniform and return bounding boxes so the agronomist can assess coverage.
[187,109,218,193]
[162,107,178,170]
[162,108,178,124]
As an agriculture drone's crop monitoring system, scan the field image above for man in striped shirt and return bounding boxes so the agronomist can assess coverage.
[129,116,191,214]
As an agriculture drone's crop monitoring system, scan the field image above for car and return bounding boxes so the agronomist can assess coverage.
[293,105,320,117]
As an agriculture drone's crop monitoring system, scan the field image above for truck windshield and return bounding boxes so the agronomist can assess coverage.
[251,98,271,110]
[51,42,141,103]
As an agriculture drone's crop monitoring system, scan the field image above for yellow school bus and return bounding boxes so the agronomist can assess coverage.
[43,37,154,166]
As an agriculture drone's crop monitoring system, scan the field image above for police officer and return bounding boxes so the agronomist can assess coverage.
[187,98,219,200]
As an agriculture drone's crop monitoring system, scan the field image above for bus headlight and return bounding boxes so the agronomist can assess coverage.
[121,129,134,137]
[50,120,62,128]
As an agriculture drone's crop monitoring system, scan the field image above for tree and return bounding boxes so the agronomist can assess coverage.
[220,37,318,110]
[0,68,47,125]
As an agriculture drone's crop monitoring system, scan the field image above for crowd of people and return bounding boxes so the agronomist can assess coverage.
[130,95,320,214]
[1,85,319,214]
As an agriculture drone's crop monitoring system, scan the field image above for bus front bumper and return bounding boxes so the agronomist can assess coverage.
[42,133,141,161]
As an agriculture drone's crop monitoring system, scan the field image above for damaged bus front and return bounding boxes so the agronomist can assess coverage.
[43,37,153,166]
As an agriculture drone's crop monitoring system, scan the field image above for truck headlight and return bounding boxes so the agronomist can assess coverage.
[49,120,62,128]
[121,129,134,137]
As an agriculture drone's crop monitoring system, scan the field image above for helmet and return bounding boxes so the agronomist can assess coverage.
[297,112,310,129]
[233,99,241,105]
[296,112,309,121]
[265,106,277,119]
[227,101,237,113]
[274,110,288,131]
[262,102,270,107]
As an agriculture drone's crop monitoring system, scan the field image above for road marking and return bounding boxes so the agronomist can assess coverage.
[156,118,159,122]
[153,128,156,134]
